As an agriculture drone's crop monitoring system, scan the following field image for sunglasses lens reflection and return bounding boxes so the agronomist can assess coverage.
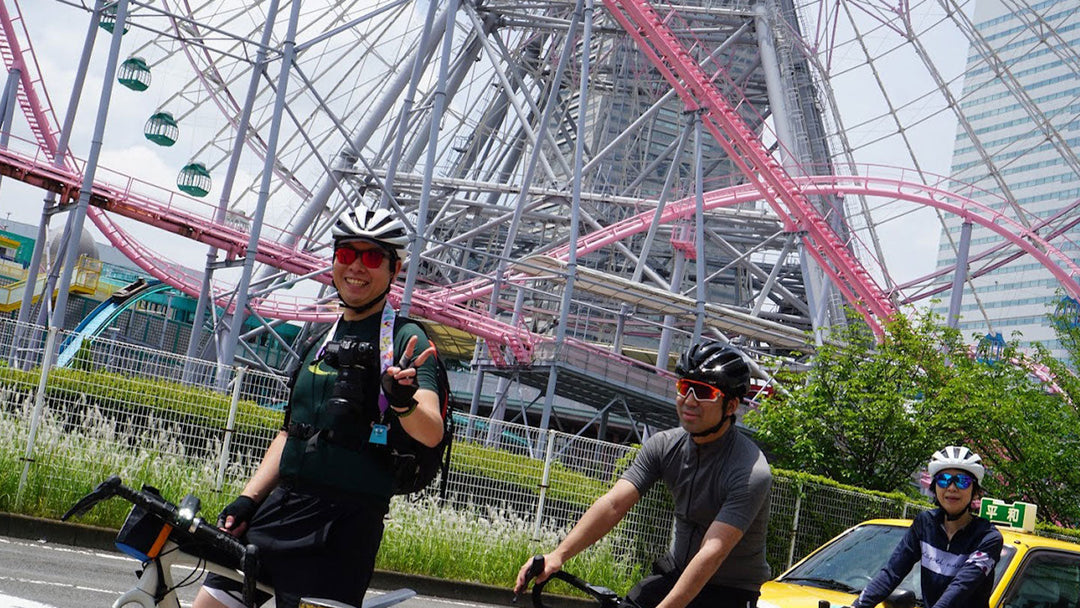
[359,250,385,268]
[335,247,357,265]
[934,473,974,490]
[335,247,386,268]
[676,379,721,401]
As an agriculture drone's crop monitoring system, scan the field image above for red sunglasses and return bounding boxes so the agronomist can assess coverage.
[334,246,388,269]
[676,378,724,401]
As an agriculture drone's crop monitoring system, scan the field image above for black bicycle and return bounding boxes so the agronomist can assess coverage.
[62,475,415,608]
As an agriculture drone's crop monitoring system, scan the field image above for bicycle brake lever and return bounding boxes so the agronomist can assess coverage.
[61,476,122,520]
[513,554,545,604]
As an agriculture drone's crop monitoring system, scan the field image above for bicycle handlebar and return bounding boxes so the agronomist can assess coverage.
[65,475,249,564]
[63,475,260,606]
[521,555,622,608]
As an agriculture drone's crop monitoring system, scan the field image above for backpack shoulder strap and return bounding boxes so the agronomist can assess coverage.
[285,322,333,389]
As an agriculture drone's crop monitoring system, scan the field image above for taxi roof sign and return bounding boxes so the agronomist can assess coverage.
[979,498,1037,532]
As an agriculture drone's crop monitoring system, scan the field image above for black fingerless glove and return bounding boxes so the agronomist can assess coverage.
[217,495,258,530]
[381,371,419,414]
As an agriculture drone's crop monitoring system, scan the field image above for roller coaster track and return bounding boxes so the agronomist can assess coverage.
[0,0,69,168]
[0,138,544,361]
[431,176,1080,308]
[602,0,896,332]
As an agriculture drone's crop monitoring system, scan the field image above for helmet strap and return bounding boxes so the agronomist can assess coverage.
[690,413,735,438]
[338,282,392,316]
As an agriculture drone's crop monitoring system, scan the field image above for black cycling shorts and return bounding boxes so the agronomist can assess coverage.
[621,572,760,608]
[202,485,388,608]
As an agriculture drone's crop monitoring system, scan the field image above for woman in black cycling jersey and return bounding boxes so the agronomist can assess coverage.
[852,446,1004,608]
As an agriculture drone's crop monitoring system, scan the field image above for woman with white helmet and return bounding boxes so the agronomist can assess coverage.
[851,446,1003,608]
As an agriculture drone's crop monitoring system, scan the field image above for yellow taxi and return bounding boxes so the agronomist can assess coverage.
[759,499,1080,608]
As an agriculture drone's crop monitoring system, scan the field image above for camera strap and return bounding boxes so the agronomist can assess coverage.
[314,303,397,417]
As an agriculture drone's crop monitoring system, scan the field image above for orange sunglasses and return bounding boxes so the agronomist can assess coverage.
[676,378,724,401]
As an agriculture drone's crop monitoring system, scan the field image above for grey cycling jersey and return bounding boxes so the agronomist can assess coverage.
[621,426,772,592]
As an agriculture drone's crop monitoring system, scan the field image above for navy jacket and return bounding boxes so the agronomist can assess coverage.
[852,509,1003,608]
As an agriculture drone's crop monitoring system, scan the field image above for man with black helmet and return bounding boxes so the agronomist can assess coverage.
[194,208,445,608]
[515,341,772,608]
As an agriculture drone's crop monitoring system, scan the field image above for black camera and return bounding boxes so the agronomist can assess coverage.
[322,337,378,418]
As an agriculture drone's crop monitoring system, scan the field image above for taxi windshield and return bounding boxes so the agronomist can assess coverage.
[780,523,1015,605]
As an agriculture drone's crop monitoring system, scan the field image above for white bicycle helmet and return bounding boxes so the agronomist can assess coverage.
[928,446,985,484]
[332,208,409,261]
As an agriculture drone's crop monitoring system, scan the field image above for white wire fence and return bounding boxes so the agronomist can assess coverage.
[0,317,929,574]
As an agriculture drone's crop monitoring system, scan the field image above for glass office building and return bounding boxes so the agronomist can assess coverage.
[935,0,1080,358]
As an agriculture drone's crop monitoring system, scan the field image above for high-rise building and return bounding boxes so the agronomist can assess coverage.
[936,0,1080,358]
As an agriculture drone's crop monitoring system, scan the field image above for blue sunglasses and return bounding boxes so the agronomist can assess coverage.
[933,472,975,490]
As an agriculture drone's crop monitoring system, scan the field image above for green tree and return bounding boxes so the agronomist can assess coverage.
[746,310,968,493]
[746,303,1080,526]
[973,306,1080,526]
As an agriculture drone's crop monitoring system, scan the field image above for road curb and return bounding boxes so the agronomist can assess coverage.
[0,512,594,608]
[0,511,117,553]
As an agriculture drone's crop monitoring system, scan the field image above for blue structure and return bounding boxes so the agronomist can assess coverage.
[56,278,172,367]
[975,332,1006,365]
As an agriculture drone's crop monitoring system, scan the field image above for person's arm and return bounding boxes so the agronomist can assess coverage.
[930,528,1003,608]
[218,430,287,535]
[514,479,641,594]
[853,525,923,608]
[395,386,442,446]
[239,430,287,502]
[656,521,745,608]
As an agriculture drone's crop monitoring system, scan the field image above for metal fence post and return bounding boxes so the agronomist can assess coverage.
[17,326,59,508]
[215,366,246,492]
[532,429,558,540]
[786,480,803,569]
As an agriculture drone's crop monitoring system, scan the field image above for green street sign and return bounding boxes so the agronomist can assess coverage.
[979,498,1036,532]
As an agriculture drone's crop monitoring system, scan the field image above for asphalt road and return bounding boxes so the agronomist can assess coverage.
[0,533,515,608]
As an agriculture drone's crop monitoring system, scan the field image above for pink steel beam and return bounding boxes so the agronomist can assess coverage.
[0,1,539,361]
[0,138,537,361]
[799,174,1080,297]
[602,0,896,332]
[893,200,1080,303]
[4,1,1076,363]
[2,123,1078,360]
[0,0,68,168]
[427,175,1080,307]
[88,202,538,361]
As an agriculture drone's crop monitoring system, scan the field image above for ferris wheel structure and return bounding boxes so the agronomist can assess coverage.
[1,0,1078,433]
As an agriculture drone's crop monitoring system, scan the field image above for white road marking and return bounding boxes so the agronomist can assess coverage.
[0,592,55,608]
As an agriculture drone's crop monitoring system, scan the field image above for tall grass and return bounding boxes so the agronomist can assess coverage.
[379,495,643,595]
[0,395,247,525]
[0,396,639,596]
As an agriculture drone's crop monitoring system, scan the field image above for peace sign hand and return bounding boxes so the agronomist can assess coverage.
[381,335,437,412]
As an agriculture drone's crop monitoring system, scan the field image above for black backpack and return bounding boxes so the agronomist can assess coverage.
[386,316,456,496]
[284,316,455,497]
